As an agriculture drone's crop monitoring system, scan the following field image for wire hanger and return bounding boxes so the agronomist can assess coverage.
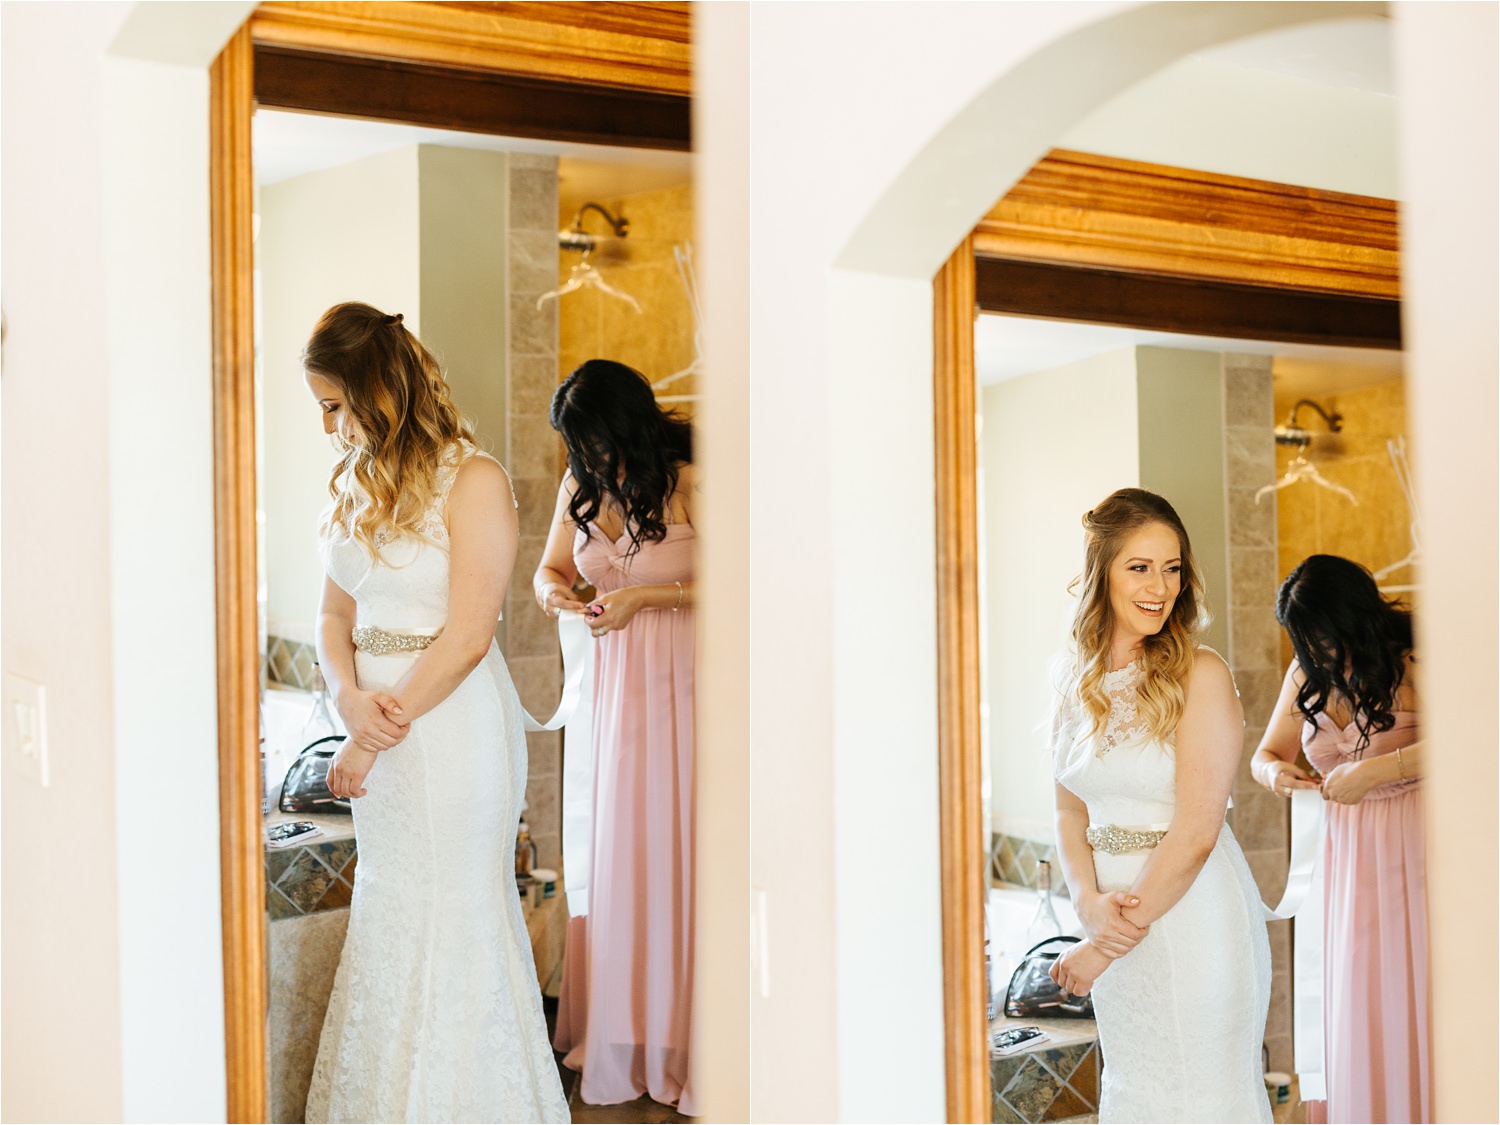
[536,242,642,313]
[652,242,704,397]
[1374,435,1421,584]
[1255,446,1359,506]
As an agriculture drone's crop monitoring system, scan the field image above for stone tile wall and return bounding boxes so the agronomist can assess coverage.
[504,153,565,872]
[1221,353,1293,1073]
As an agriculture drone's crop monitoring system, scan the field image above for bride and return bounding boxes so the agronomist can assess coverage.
[1047,488,1271,1124]
[300,302,569,1123]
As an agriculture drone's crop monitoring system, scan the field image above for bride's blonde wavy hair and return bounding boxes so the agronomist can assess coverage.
[305,302,473,554]
[1060,488,1208,747]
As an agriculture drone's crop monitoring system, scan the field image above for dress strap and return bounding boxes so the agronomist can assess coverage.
[435,439,477,506]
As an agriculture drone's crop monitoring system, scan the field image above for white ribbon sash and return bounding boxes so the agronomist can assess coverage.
[520,611,596,919]
[1261,788,1327,1100]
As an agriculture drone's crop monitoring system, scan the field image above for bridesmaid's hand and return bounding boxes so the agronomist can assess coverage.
[1077,890,1149,957]
[536,580,587,618]
[1050,941,1111,996]
[1320,760,1375,804]
[327,742,379,799]
[335,688,409,753]
[585,586,646,637]
[1257,758,1320,799]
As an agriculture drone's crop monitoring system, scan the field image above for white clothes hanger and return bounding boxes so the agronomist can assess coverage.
[651,242,704,392]
[1255,448,1359,506]
[1374,436,1422,582]
[536,244,642,313]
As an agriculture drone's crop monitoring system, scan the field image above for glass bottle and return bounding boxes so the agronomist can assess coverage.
[515,820,538,897]
[299,664,337,747]
[1024,860,1064,949]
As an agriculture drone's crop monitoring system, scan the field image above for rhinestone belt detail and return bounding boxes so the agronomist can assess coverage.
[352,625,438,657]
[1086,824,1168,855]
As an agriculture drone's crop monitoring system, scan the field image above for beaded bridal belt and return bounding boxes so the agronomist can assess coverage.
[1086,823,1170,855]
[351,625,439,656]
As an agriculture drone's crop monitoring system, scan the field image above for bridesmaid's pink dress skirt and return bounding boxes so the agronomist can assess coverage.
[1305,715,1430,1124]
[554,525,697,1114]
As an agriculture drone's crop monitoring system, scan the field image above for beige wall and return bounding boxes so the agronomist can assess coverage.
[1136,346,1230,655]
[1393,5,1498,1119]
[260,144,518,640]
[1272,375,1413,662]
[417,145,510,460]
[983,345,1232,838]
[558,182,698,411]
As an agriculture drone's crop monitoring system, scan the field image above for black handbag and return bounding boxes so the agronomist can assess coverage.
[1003,935,1096,1019]
[278,735,353,814]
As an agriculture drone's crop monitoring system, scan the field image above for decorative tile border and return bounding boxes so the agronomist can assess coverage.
[992,1040,1100,1124]
[266,634,320,692]
[266,836,357,919]
[991,832,1069,898]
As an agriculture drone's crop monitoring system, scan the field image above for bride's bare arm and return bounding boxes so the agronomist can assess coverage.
[1056,780,1148,960]
[1118,649,1244,930]
[382,456,518,724]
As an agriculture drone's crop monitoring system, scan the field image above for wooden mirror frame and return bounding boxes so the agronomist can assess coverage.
[209,5,690,1118]
[932,152,1400,1124]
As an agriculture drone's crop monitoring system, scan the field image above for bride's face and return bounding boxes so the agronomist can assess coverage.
[1106,521,1182,645]
[305,371,358,441]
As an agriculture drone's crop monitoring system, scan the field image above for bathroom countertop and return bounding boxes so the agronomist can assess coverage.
[264,807,355,844]
[990,1011,1098,1052]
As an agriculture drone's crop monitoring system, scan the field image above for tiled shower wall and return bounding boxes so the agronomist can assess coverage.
[1222,353,1293,1074]
[503,154,565,872]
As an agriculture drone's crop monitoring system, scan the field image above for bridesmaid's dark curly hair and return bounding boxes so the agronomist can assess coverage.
[1276,554,1414,754]
[550,359,692,560]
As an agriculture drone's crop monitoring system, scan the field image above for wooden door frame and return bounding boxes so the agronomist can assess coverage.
[932,152,1401,1125]
[210,6,690,1119]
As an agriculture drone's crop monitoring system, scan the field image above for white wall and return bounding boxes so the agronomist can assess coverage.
[1061,50,1400,198]
[2,2,254,1121]
[1393,3,1499,1120]
[1,7,134,1120]
[982,349,1140,836]
[259,146,422,637]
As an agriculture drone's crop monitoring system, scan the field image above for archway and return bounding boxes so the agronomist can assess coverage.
[797,2,1488,1120]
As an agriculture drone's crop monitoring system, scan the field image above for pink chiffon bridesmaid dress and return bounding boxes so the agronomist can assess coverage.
[1304,712,1431,1124]
[553,515,697,1114]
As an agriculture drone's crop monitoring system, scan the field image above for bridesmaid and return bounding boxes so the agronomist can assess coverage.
[1251,554,1429,1123]
[533,359,698,1113]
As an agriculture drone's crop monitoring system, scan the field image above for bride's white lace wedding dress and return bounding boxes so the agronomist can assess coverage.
[1054,656,1272,1124]
[305,441,569,1124]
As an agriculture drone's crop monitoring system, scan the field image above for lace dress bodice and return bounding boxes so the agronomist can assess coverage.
[1053,661,1178,829]
[319,439,500,633]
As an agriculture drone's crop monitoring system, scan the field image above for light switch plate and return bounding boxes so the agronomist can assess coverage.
[4,672,49,787]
